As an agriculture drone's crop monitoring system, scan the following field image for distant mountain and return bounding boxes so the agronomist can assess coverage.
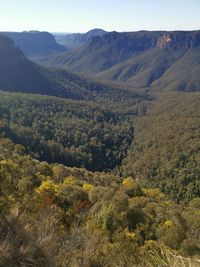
[0,31,66,58]
[54,28,107,49]
[47,30,200,92]
[0,34,142,102]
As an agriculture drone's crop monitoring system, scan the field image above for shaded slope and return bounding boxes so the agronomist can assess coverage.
[0,35,55,95]
[0,34,146,102]
[96,48,185,87]
[0,31,66,58]
[151,48,200,92]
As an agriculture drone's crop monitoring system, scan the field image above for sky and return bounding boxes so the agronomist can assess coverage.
[0,0,199,33]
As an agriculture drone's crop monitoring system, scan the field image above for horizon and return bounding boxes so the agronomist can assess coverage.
[0,0,200,33]
[1,28,200,35]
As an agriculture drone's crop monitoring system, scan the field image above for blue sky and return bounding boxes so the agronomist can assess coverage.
[0,0,200,33]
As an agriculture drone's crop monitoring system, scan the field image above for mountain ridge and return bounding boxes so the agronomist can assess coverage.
[0,34,145,102]
[44,30,200,92]
[54,28,107,49]
[0,30,66,58]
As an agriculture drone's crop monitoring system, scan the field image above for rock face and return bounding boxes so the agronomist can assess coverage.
[157,34,171,49]
[88,30,200,52]
[157,31,200,50]
[0,31,66,57]
[46,30,200,92]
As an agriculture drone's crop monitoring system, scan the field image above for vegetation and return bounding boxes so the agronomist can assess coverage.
[0,134,200,266]
[1,90,200,203]
[122,92,200,203]
[0,91,144,172]
[1,31,200,266]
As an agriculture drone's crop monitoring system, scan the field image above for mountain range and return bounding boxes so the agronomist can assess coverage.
[0,30,66,59]
[54,28,107,49]
[45,30,200,92]
[0,33,143,102]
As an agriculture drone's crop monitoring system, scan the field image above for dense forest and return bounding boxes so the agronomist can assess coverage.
[0,91,143,171]
[0,130,200,266]
[1,91,200,203]
[122,92,200,203]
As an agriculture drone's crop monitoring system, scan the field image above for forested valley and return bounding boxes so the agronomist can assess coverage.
[0,29,200,267]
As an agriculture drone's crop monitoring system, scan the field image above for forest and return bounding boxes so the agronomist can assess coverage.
[0,130,200,266]
[0,90,200,266]
[0,91,139,171]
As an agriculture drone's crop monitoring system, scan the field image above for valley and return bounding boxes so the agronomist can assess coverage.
[0,26,200,266]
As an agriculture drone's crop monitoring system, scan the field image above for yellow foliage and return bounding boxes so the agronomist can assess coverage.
[142,188,165,200]
[125,231,136,240]
[0,160,7,165]
[141,240,157,252]
[163,220,173,229]
[63,176,76,185]
[122,177,135,187]
[36,180,57,195]
[83,183,94,191]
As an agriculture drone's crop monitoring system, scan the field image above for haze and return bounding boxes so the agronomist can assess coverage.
[0,0,200,33]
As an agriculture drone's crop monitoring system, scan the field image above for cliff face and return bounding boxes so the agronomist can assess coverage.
[38,30,200,92]
[157,31,200,49]
[0,31,66,57]
[90,30,200,51]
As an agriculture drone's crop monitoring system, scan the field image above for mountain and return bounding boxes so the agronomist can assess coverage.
[54,28,107,49]
[0,34,144,102]
[46,30,200,92]
[0,31,66,58]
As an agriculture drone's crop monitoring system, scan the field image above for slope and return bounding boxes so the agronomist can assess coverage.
[44,30,200,92]
[121,92,200,202]
[0,34,145,102]
[0,31,66,58]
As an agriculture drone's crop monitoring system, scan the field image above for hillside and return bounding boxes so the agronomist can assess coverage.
[0,31,66,58]
[0,34,145,102]
[121,92,200,202]
[45,30,200,92]
[55,28,107,49]
[1,129,200,266]
[0,34,55,95]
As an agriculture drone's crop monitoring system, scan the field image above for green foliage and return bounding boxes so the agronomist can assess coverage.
[0,91,139,172]
[122,92,200,202]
